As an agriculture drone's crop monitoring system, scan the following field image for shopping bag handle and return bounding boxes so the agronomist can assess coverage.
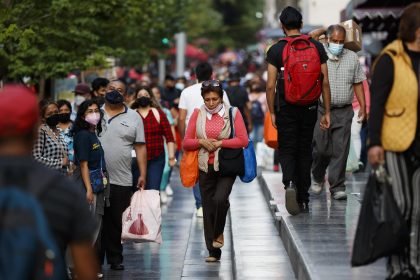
[372,164,391,184]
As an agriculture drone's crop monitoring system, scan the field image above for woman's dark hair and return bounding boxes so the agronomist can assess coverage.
[201,80,223,99]
[38,99,58,118]
[71,100,103,136]
[279,6,302,30]
[57,99,72,112]
[398,3,420,43]
[131,85,161,109]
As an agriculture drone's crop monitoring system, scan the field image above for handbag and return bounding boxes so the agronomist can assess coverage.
[89,156,107,194]
[240,138,257,183]
[219,107,245,177]
[351,165,409,266]
[263,112,278,149]
[180,150,199,187]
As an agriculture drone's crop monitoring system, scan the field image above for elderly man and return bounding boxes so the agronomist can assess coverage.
[311,25,367,200]
[99,79,147,270]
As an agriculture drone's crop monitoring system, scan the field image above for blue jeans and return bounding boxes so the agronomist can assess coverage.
[250,123,264,143]
[132,152,166,191]
[193,182,202,209]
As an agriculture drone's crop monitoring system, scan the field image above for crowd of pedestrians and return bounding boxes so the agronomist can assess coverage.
[1,3,419,280]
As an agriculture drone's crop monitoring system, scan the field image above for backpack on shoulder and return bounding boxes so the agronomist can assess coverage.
[281,35,322,105]
[0,167,65,280]
[251,100,264,124]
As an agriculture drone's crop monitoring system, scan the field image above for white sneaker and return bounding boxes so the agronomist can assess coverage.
[160,191,168,204]
[196,207,203,218]
[333,191,347,200]
[166,184,174,196]
[311,181,325,195]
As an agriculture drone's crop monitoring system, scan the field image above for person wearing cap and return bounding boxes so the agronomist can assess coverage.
[98,79,147,271]
[72,83,92,121]
[33,99,69,174]
[0,84,98,279]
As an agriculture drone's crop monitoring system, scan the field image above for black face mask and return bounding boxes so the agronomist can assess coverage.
[105,90,124,105]
[58,113,71,123]
[136,96,151,108]
[46,114,60,127]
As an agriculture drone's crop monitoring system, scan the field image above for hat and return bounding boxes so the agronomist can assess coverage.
[74,83,91,95]
[0,85,39,136]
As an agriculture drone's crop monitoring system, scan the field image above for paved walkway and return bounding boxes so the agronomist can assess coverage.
[102,168,294,279]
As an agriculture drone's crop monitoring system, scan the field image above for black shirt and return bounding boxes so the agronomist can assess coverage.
[0,157,96,260]
[369,45,420,155]
[226,85,250,126]
[74,130,106,171]
[266,36,328,108]
[161,87,181,109]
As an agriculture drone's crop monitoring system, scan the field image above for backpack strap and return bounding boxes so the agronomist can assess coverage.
[228,107,237,139]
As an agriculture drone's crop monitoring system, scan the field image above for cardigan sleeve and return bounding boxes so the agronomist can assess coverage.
[183,109,200,150]
[222,109,249,148]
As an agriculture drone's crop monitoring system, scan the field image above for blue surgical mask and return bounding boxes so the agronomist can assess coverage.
[328,42,344,56]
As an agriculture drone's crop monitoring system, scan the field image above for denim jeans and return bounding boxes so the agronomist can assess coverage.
[193,182,202,209]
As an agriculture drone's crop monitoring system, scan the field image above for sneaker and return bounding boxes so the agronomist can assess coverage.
[196,207,203,217]
[311,180,324,195]
[332,191,347,200]
[166,184,174,196]
[299,202,309,213]
[285,182,300,215]
[160,191,168,204]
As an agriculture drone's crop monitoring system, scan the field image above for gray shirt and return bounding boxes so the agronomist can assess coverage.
[323,47,366,106]
[100,105,145,187]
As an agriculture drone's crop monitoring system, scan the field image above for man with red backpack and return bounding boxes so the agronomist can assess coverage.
[266,6,331,215]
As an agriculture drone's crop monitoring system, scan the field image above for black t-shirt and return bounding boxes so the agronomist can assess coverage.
[161,87,181,109]
[74,130,106,171]
[226,85,250,123]
[266,36,328,108]
[369,45,420,155]
[0,156,96,259]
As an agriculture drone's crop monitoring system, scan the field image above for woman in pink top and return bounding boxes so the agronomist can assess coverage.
[183,80,248,263]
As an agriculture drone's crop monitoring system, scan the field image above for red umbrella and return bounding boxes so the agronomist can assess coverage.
[169,44,208,61]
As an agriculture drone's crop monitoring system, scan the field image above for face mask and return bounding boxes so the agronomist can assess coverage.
[105,90,124,105]
[328,42,344,56]
[136,96,151,108]
[85,112,101,126]
[175,83,185,91]
[58,113,71,123]
[204,103,223,115]
[74,95,86,106]
[46,114,60,127]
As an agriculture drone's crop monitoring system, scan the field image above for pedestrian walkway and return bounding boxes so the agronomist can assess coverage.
[260,171,387,280]
[102,169,295,279]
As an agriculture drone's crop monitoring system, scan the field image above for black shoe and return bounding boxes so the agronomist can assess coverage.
[285,182,300,215]
[110,263,124,270]
[299,202,309,213]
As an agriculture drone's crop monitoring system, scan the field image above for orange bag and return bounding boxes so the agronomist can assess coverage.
[180,150,199,187]
[264,112,278,149]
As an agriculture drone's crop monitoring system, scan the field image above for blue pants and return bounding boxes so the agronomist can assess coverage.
[132,152,166,191]
[193,182,202,209]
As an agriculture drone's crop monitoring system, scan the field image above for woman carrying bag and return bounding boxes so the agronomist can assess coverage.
[183,80,248,262]
[368,4,420,279]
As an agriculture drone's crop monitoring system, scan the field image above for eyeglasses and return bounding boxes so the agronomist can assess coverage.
[202,80,221,87]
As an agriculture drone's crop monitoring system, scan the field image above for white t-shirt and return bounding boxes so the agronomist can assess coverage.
[178,82,231,126]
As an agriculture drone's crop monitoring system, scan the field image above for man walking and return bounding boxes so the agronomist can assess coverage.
[225,72,252,132]
[99,79,147,270]
[178,63,230,217]
[266,6,331,215]
[311,25,367,200]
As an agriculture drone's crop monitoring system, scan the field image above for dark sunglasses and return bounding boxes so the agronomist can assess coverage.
[202,80,221,88]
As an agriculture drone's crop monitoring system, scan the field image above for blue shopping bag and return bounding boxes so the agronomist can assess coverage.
[240,138,257,183]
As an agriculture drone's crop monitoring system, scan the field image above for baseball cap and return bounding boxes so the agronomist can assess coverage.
[0,84,39,136]
[74,83,91,95]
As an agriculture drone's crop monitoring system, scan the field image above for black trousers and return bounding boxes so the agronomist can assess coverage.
[199,165,235,258]
[100,184,132,265]
[276,103,317,203]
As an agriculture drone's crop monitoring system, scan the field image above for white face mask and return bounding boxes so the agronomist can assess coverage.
[175,83,185,91]
[74,95,86,106]
[204,103,223,115]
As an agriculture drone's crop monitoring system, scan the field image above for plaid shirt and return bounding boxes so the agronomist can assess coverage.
[140,108,175,160]
[33,124,69,172]
[322,47,366,106]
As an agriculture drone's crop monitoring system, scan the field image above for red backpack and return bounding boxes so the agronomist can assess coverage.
[280,35,322,105]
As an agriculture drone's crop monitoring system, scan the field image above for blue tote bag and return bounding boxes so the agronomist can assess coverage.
[240,138,257,183]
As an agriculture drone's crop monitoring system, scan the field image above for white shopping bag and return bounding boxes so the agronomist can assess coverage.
[122,190,162,244]
[256,142,274,169]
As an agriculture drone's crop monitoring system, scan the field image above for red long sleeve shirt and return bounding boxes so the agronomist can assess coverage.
[183,108,249,164]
